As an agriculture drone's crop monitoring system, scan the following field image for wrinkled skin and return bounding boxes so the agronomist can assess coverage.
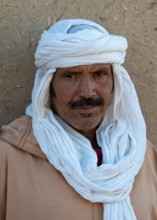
[50,63,113,143]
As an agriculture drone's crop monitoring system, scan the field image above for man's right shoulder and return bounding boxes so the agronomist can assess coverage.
[0,116,47,160]
[0,116,32,152]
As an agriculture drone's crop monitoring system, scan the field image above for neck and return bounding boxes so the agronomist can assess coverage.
[75,128,97,147]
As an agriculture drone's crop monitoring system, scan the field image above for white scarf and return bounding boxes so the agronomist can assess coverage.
[26,18,146,220]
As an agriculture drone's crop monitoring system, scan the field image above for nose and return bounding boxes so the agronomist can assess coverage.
[77,76,96,98]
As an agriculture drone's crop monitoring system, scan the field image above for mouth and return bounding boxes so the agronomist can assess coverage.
[76,105,95,109]
[73,105,97,114]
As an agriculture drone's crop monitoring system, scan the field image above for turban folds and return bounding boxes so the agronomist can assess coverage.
[35,18,128,70]
[26,18,146,220]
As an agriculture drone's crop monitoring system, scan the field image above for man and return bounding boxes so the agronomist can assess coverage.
[0,18,156,220]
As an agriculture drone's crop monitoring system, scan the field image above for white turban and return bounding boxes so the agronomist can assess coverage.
[26,18,146,220]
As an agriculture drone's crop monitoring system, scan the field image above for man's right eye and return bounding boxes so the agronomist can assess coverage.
[63,73,76,79]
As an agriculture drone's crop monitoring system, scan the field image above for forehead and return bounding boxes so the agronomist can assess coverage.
[55,63,112,74]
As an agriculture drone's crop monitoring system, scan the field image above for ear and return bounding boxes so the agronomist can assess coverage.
[49,83,56,97]
[49,83,57,112]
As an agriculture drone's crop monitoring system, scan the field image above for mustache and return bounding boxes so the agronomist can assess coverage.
[68,98,104,109]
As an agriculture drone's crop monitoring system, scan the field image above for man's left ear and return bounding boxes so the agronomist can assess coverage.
[108,92,114,107]
[111,65,114,94]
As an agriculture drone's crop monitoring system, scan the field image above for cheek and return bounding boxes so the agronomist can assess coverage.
[54,82,76,98]
[100,82,113,99]
[51,94,70,115]
[55,86,78,109]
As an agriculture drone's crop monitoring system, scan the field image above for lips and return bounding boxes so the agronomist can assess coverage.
[73,105,97,114]
[76,105,94,109]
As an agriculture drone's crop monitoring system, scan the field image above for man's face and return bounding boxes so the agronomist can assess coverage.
[50,63,113,134]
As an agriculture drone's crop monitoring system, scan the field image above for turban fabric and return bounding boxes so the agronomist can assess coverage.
[26,18,146,220]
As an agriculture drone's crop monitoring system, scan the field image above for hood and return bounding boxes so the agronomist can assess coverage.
[0,116,46,160]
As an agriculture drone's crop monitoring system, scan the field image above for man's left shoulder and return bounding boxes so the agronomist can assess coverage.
[139,140,157,184]
[131,141,157,220]
[145,140,157,168]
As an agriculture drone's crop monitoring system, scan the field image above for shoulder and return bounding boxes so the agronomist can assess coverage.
[134,140,157,189]
[0,116,32,140]
[0,116,46,160]
[132,140,157,190]
[145,140,157,169]
[131,140,157,219]
[0,116,32,155]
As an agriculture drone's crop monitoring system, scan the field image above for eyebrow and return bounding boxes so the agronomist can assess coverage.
[57,65,112,74]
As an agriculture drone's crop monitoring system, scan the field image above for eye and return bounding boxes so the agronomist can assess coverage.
[94,71,107,77]
[63,72,76,79]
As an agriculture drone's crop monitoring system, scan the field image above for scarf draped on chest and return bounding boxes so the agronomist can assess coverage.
[26,18,146,220]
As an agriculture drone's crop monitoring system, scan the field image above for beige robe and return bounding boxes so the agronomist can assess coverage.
[0,116,157,220]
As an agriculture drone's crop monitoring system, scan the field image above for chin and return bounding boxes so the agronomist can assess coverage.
[71,120,100,132]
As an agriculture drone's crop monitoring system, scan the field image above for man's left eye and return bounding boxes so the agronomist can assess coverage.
[95,71,107,77]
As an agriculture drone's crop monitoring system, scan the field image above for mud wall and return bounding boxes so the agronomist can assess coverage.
[0,0,157,145]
